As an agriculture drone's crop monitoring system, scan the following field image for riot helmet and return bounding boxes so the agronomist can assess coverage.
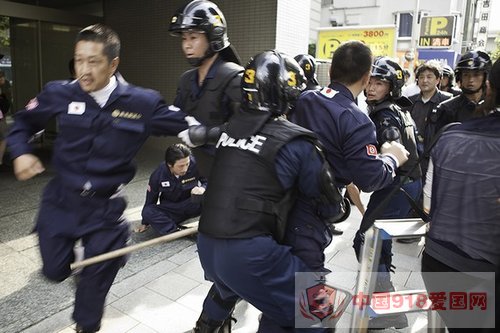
[441,64,454,80]
[242,50,306,116]
[294,54,320,88]
[454,50,492,85]
[169,0,240,65]
[370,57,405,99]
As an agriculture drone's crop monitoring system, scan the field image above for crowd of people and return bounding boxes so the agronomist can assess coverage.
[3,0,499,332]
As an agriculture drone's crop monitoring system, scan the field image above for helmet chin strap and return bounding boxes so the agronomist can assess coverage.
[461,86,483,95]
[187,48,216,67]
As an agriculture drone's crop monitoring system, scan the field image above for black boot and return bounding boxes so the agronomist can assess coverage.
[193,312,224,333]
[75,324,100,333]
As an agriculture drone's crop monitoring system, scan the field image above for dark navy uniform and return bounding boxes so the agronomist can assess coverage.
[354,100,422,272]
[434,93,484,131]
[291,83,399,193]
[422,112,500,331]
[7,75,188,331]
[198,117,331,332]
[174,58,243,177]
[141,156,206,234]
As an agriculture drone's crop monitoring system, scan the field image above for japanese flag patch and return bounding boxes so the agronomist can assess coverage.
[25,98,39,111]
[320,87,338,98]
[68,102,86,115]
[161,181,170,187]
[366,144,378,156]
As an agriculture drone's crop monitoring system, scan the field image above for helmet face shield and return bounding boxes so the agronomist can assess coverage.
[242,50,306,115]
[169,0,229,52]
[370,57,404,98]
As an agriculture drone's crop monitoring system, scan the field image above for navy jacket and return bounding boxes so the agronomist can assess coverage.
[7,75,188,193]
[144,156,207,209]
[291,83,397,192]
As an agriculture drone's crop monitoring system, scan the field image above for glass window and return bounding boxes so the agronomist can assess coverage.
[399,13,413,38]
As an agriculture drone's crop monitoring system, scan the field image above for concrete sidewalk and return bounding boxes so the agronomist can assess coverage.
[0,141,429,333]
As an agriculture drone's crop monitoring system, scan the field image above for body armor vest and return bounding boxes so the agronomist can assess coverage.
[370,101,422,180]
[199,118,316,239]
[178,61,243,126]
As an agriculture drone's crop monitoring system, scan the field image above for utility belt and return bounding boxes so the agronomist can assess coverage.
[76,187,120,199]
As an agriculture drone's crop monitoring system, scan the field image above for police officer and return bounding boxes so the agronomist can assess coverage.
[192,50,339,332]
[422,58,500,332]
[294,54,321,91]
[7,24,189,333]
[435,50,492,131]
[293,53,365,235]
[439,64,461,97]
[353,57,422,329]
[291,41,410,225]
[169,0,244,178]
[138,143,206,235]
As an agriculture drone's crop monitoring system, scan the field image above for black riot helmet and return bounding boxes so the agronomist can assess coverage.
[242,50,306,116]
[169,0,240,65]
[370,57,405,99]
[294,54,320,88]
[454,50,492,84]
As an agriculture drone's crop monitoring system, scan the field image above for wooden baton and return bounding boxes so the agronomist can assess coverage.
[70,221,198,270]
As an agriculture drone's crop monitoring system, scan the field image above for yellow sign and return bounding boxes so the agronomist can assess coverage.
[316,26,396,60]
[418,16,455,48]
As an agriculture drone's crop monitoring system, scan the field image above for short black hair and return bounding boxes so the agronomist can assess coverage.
[330,41,372,85]
[165,143,191,166]
[416,61,442,79]
[75,23,120,62]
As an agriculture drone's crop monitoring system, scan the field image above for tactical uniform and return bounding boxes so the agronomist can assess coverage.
[194,51,335,333]
[169,0,243,178]
[435,50,492,132]
[7,75,187,331]
[292,83,398,192]
[141,156,206,234]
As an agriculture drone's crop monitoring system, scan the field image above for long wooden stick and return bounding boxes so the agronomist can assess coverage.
[70,221,198,270]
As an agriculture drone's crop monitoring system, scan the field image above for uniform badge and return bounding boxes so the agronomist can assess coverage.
[68,102,86,115]
[366,144,378,156]
[320,87,338,98]
[161,181,170,187]
[25,98,39,111]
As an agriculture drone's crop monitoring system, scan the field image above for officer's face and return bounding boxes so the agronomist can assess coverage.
[74,41,119,92]
[366,77,390,102]
[417,70,440,94]
[181,31,209,60]
[461,70,484,93]
[168,157,190,177]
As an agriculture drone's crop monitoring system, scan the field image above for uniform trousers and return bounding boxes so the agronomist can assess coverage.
[142,199,201,234]
[36,179,129,331]
[197,233,331,332]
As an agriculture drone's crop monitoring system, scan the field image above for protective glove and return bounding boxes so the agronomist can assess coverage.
[177,116,202,147]
[380,141,409,167]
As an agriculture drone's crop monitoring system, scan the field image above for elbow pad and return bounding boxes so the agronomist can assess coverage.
[188,124,226,146]
[319,158,343,204]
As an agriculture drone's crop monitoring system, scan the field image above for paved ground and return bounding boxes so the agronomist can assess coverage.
[0,137,430,333]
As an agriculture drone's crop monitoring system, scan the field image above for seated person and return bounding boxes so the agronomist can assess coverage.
[136,143,207,234]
